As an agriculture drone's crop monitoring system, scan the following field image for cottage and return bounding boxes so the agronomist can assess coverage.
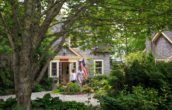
[48,46,111,85]
[146,31,172,62]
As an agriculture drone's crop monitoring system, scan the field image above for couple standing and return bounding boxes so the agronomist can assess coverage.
[70,68,85,86]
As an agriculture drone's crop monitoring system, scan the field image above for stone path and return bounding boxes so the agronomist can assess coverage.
[0,91,99,106]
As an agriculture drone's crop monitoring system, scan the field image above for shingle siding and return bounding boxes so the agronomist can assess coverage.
[84,50,111,75]
[154,36,172,58]
[146,32,172,60]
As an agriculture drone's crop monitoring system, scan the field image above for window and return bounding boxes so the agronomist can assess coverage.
[94,60,103,74]
[52,62,57,76]
[49,61,59,77]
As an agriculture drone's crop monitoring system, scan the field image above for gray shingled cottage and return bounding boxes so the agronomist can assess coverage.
[146,31,172,62]
[48,43,111,85]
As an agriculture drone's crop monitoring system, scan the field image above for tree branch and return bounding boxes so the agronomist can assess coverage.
[0,12,15,49]
[33,0,66,48]
[33,36,66,85]
[32,2,87,85]
[10,0,21,31]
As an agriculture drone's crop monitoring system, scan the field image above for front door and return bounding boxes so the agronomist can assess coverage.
[59,62,69,85]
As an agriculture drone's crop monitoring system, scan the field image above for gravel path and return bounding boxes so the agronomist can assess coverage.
[0,91,99,106]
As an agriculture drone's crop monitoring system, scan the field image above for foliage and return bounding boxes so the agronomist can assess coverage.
[33,74,53,92]
[87,75,108,91]
[0,67,52,94]
[53,82,81,94]
[81,84,94,93]
[125,51,144,64]
[99,86,162,110]
[33,84,44,92]
[87,76,111,98]
[125,58,169,92]
[0,94,100,110]
[53,76,110,96]
[99,54,172,110]
[0,68,14,95]
[1,0,172,109]
[108,62,125,95]
[65,82,81,94]
[0,98,17,110]
[0,27,12,54]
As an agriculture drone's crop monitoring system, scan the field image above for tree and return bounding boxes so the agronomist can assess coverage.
[0,0,172,110]
[0,0,97,109]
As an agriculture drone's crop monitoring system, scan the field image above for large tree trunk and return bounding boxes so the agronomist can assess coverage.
[15,78,32,110]
[13,46,33,110]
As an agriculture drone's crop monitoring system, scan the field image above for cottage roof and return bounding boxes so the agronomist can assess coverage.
[151,31,172,62]
[71,48,84,57]
[152,31,172,44]
[69,48,83,57]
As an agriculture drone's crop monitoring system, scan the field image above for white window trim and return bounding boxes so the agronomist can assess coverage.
[94,59,104,75]
[69,61,77,74]
[49,60,59,78]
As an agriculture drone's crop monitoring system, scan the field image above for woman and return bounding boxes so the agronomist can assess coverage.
[77,67,84,86]
[70,69,77,83]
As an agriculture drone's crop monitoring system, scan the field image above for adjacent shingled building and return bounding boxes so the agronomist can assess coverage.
[146,31,172,62]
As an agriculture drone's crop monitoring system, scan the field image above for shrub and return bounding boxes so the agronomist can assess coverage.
[33,74,53,92]
[108,62,125,95]
[99,86,162,110]
[65,82,81,94]
[87,75,111,97]
[62,101,89,110]
[33,84,44,92]
[102,53,172,110]
[125,59,169,92]
[82,84,94,93]
[87,75,109,91]
[0,98,16,110]
[53,82,81,94]
[32,93,63,110]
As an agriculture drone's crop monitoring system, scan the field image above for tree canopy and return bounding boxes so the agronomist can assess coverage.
[0,0,172,110]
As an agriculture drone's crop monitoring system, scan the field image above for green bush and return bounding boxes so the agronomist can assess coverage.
[108,62,125,95]
[0,98,16,110]
[81,84,94,93]
[33,74,53,92]
[125,59,170,92]
[101,53,172,110]
[87,75,109,91]
[65,82,81,94]
[87,75,111,97]
[33,84,44,92]
[99,86,162,110]
[53,82,81,94]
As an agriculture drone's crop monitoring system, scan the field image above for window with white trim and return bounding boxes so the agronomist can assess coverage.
[94,60,103,74]
[49,61,58,77]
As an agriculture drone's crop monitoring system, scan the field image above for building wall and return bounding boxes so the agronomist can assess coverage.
[153,35,172,59]
[49,48,111,79]
[84,50,111,76]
